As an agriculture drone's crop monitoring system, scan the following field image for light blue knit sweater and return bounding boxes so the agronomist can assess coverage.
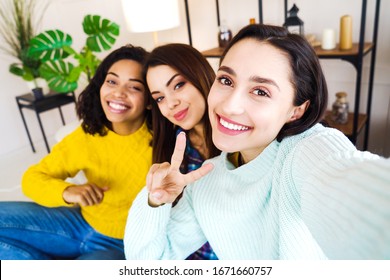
[124,124,390,260]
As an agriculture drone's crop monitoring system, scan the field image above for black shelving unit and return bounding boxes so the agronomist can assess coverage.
[187,0,381,150]
[287,0,380,150]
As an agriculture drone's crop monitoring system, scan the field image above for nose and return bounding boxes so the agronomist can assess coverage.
[220,88,245,115]
[112,86,127,98]
[166,95,180,110]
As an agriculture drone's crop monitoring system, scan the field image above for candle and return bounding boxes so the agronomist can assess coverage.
[321,28,336,50]
[339,15,352,50]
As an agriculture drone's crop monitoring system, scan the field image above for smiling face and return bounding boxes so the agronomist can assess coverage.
[147,65,206,131]
[100,59,146,135]
[208,38,308,163]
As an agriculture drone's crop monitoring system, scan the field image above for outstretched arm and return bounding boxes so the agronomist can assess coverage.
[301,157,390,259]
[291,130,390,259]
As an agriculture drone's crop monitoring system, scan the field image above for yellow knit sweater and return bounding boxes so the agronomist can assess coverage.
[22,121,152,239]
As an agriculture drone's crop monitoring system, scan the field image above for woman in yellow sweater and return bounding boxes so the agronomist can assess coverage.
[0,45,152,259]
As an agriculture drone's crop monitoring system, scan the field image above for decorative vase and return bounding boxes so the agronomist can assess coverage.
[32,87,44,100]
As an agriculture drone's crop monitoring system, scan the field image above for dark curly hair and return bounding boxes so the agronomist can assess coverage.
[76,44,151,136]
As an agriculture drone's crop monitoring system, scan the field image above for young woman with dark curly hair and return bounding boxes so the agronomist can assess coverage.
[0,45,152,260]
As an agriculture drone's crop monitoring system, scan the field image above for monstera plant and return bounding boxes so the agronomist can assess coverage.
[28,14,120,93]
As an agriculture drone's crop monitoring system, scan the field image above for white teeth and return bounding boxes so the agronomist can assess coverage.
[219,118,249,131]
[109,102,128,110]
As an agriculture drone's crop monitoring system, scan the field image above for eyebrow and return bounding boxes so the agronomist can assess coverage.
[166,73,180,87]
[151,73,180,95]
[107,72,145,85]
[218,65,280,91]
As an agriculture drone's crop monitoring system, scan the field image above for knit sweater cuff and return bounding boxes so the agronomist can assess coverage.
[124,187,172,259]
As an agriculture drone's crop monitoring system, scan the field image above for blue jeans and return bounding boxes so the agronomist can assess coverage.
[0,201,125,260]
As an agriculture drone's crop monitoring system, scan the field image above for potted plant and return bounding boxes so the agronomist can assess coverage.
[28,14,120,93]
[0,0,49,99]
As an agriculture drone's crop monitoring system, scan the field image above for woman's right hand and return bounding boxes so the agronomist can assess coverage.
[63,184,109,206]
[146,132,214,207]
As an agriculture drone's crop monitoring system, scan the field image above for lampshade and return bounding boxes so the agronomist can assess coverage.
[121,0,180,33]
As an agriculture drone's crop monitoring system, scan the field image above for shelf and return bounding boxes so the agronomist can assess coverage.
[202,43,374,58]
[314,43,373,58]
[324,111,367,137]
[202,47,225,58]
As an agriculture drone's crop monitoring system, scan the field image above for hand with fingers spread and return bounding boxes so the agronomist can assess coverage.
[63,184,109,207]
[147,132,214,207]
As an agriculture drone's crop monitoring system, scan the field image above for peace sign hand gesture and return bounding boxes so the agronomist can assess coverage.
[147,132,214,207]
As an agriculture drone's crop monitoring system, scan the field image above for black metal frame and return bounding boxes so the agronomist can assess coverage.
[183,0,264,46]
[283,0,381,149]
[16,91,76,153]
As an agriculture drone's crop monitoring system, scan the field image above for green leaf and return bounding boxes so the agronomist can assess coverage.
[28,29,73,62]
[14,14,120,92]
[83,15,119,52]
[22,67,35,81]
[9,63,35,81]
[9,63,24,77]
[39,60,78,93]
[62,45,77,56]
[69,66,83,82]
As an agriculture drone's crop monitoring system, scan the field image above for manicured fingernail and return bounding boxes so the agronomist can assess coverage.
[152,192,162,199]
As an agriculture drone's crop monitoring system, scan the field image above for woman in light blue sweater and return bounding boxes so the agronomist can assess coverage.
[124,24,390,259]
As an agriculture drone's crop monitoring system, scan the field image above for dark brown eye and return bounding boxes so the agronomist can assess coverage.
[174,82,185,90]
[218,76,232,86]
[252,88,269,97]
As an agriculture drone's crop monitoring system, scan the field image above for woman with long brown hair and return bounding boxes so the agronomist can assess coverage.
[142,43,220,259]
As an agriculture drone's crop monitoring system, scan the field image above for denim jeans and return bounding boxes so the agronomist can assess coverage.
[0,201,125,260]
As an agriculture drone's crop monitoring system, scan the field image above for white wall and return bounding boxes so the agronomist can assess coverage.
[0,0,389,157]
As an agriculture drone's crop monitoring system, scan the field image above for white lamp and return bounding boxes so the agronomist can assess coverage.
[121,0,180,46]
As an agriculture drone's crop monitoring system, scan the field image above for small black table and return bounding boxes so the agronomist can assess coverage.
[16,91,76,153]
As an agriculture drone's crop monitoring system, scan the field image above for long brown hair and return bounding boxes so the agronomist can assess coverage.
[143,43,220,166]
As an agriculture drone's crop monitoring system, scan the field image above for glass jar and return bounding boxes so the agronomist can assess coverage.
[218,22,232,48]
[331,92,349,124]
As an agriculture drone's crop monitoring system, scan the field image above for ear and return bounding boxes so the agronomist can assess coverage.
[146,104,152,110]
[288,100,310,122]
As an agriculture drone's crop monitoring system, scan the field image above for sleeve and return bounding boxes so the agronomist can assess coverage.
[124,186,207,260]
[292,129,390,259]
[21,127,85,207]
